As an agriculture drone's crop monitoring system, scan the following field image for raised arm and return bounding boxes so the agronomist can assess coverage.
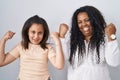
[105,23,116,42]
[59,23,70,60]
[49,32,64,69]
[0,31,16,67]
[105,23,120,67]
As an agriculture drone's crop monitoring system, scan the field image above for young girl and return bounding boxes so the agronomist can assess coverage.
[0,15,64,80]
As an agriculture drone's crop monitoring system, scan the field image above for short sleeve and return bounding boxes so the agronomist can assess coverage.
[47,44,56,59]
[9,43,20,58]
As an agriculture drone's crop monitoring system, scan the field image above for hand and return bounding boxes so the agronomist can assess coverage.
[105,23,116,37]
[3,31,15,41]
[50,32,60,44]
[59,23,69,38]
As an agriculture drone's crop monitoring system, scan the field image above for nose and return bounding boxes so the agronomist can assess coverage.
[34,33,39,39]
[81,21,87,26]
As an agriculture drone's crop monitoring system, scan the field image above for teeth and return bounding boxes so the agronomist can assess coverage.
[83,27,89,31]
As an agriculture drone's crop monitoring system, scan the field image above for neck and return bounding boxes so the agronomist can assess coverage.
[85,36,91,43]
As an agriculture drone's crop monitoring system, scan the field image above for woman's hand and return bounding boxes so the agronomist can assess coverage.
[105,23,116,36]
[105,23,116,41]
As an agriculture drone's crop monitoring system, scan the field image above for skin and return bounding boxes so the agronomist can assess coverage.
[0,23,64,69]
[0,31,16,66]
[105,23,116,41]
[50,31,65,69]
[59,23,69,38]
[77,12,116,42]
[77,12,93,42]
[28,24,44,45]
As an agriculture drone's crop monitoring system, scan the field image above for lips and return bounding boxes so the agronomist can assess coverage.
[83,27,89,31]
[83,27,90,34]
[33,39,39,42]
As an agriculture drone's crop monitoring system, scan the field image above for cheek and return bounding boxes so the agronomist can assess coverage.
[80,29,84,34]
[78,25,82,31]
[28,34,34,39]
[28,33,32,38]
[39,34,44,40]
[78,25,83,31]
[78,24,82,28]
[89,26,93,32]
[28,31,32,36]
[79,28,86,34]
[41,36,44,40]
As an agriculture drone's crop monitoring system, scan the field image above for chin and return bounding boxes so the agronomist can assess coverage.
[31,42,40,45]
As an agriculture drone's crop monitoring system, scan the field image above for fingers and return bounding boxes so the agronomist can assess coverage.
[4,31,15,40]
[50,32,60,42]
[60,23,69,28]
[50,32,60,45]
[105,23,116,36]
[107,23,115,29]
[51,32,59,38]
[59,23,69,38]
[8,31,15,38]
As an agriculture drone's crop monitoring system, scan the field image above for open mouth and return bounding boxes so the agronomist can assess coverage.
[83,27,89,31]
[83,27,90,34]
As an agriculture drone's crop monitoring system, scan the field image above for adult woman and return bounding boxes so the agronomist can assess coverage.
[61,5,120,80]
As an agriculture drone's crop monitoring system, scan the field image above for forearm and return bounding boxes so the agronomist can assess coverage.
[55,41,65,69]
[105,40,120,67]
[0,38,6,66]
[0,31,16,66]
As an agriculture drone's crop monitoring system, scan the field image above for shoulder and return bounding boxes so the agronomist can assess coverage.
[12,42,23,51]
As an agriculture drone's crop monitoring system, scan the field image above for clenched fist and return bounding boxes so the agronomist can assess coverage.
[105,23,116,41]
[3,31,15,41]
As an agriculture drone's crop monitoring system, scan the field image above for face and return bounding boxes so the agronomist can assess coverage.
[28,23,44,45]
[77,12,93,39]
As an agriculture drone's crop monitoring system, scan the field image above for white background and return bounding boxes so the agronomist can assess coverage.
[0,0,120,80]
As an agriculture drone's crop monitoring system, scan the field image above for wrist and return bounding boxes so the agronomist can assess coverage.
[108,34,116,41]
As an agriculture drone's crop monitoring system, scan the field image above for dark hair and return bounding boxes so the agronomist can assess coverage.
[69,5,106,65]
[21,15,49,49]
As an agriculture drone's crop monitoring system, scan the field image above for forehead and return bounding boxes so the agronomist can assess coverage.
[77,12,89,19]
[29,23,44,31]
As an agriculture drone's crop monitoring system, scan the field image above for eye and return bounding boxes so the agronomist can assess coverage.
[78,21,82,25]
[85,19,90,22]
[31,31,36,34]
[38,32,43,35]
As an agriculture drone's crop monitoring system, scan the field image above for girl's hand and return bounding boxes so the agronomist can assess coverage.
[50,32,60,44]
[3,31,15,41]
